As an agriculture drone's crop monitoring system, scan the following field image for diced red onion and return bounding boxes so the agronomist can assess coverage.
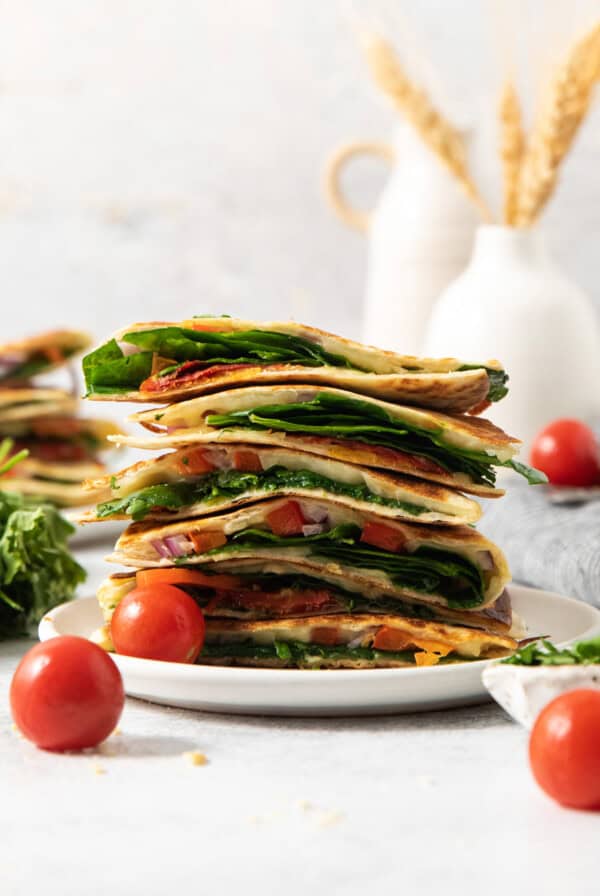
[117,341,141,357]
[164,535,192,557]
[0,352,25,364]
[477,550,494,571]
[302,523,325,536]
[347,629,377,649]
[302,504,329,524]
[151,539,171,559]
[206,448,233,470]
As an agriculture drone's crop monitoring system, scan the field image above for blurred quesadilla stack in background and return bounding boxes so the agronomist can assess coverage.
[81,317,546,667]
[0,330,121,506]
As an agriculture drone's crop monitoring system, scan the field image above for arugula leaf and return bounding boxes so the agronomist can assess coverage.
[0,493,85,638]
[95,466,429,522]
[503,637,600,666]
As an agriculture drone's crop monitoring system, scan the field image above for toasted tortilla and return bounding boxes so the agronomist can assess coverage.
[3,457,112,506]
[111,384,520,496]
[109,497,511,610]
[0,329,91,381]
[200,613,517,668]
[81,443,481,525]
[84,317,506,413]
[97,565,514,635]
[0,389,78,423]
[0,414,122,447]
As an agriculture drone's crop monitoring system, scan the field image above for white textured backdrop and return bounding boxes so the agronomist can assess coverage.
[1,0,600,344]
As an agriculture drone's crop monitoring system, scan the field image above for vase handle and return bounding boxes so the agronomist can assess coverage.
[324,140,395,232]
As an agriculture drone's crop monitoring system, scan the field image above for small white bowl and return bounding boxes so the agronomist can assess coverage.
[482,663,600,729]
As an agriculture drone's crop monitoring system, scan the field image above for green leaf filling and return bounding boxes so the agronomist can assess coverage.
[199,639,472,667]
[192,523,486,608]
[96,466,430,522]
[503,637,600,666]
[0,492,86,639]
[206,393,543,488]
[82,327,359,394]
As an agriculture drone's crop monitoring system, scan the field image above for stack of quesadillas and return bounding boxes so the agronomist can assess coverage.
[81,317,545,668]
[0,330,121,506]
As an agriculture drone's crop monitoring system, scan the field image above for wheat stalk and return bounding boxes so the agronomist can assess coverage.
[516,23,600,226]
[499,80,525,225]
[363,34,493,221]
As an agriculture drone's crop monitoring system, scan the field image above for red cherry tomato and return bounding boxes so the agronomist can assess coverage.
[530,419,600,486]
[529,689,600,809]
[10,636,124,752]
[111,585,205,663]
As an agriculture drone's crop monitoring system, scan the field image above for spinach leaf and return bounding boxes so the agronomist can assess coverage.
[0,493,86,638]
[96,466,429,521]
[82,338,153,396]
[82,327,358,394]
[459,364,509,403]
[200,639,418,665]
[199,524,486,608]
[207,392,545,488]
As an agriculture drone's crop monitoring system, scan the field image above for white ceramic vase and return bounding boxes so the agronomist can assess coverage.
[325,125,479,354]
[424,226,600,452]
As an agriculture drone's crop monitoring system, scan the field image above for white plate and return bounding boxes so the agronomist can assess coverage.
[38,585,600,717]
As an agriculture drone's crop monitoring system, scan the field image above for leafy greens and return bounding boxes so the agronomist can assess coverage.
[206,393,546,488]
[96,466,429,522]
[194,523,486,608]
[83,327,356,394]
[82,325,508,405]
[0,490,86,638]
[502,637,600,666]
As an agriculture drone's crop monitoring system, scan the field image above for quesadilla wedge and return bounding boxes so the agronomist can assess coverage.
[3,457,112,506]
[114,385,545,496]
[0,329,91,383]
[199,614,518,668]
[0,389,78,424]
[1,416,122,464]
[82,317,508,413]
[108,497,510,610]
[97,564,517,635]
[81,443,480,525]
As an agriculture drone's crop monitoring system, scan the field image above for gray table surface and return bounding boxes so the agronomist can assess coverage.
[2,529,599,895]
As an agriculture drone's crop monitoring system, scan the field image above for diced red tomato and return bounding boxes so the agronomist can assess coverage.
[372,626,410,651]
[136,568,241,590]
[360,521,406,553]
[175,449,215,476]
[233,449,263,473]
[310,626,344,646]
[188,529,227,553]
[266,501,305,536]
[42,346,64,365]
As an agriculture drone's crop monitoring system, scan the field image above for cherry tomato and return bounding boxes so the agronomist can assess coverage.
[10,636,124,752]
[529,689,600,809]
[111,585,205,663]
[530,419,600,486]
